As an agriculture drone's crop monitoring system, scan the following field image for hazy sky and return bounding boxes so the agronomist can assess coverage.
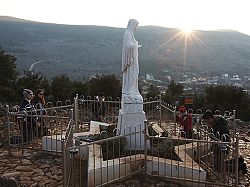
[1,0,250,35]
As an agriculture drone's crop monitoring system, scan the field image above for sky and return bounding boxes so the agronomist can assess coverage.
[1,0,250,36]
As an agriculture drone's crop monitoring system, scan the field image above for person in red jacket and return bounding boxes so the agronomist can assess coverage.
[176,106,186,126]
[183,108,193,138]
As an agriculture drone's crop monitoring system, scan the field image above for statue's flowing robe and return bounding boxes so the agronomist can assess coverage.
[122,19,140,96]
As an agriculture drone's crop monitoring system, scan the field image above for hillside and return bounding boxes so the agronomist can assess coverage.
[0,16,250,79]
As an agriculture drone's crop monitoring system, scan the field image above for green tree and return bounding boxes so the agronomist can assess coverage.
[145,85,160,99]
[87,74,121,97]
[72,80,87,97]
[0,50,17,102]
[50,74,74,102]
[193,93,206,112]
[16,71,50,101]
[205,85,250,120]
[162,80,184,105]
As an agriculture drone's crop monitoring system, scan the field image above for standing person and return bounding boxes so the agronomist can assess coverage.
[33,89,47,136]
[18,89,36,143]
[97,92,106,122]
[33,89,46,114]
[19,89,34,110]
[122,19,142,101]
[202,110,230,171]
[176,106,186,132]
[92,93,106,122]
[183,108,193,138]
[92,96,99,121]
[98,92,106,120]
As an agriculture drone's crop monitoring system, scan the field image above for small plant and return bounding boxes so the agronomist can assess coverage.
[97,125,127,160]
[148,138,182,161]
[148,124,158,136]
[101,136,127,160]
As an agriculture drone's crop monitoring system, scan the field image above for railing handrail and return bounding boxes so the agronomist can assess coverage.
[7,113,70,119]
[66,130,144,152]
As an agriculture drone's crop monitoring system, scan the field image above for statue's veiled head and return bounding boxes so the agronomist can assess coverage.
[127,19,139,32]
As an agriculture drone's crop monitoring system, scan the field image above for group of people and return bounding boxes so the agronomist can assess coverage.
[176,106,231,171]
[176,106,230,140]
[202,110,230,171]
[18,88,46,143]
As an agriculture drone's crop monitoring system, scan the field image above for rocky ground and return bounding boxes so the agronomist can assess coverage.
[0,122,250,187]
[237,122,250,187]
[0,149,63,187]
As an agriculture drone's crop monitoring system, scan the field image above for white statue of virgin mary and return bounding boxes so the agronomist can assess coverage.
[122,19,142,102]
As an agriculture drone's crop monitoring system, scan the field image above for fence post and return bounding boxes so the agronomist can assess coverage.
[62,138,66,187]
[159,95,162,127]
[6,105,11,156]
[233,110,236,141]
[173,106,177,136]
[74,94,79,133]
[235,132,239,187]
[70,148,79,187]
[144,120,148,181]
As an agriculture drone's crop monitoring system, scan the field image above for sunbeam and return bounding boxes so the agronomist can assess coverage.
[150,28,208,71]
[151,30,183,54]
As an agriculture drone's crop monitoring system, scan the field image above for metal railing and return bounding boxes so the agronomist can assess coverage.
[3,96,241,186]
[63,126,145,187]
[62,109,74,187]
[62,124,239,187]
[5,103,73,155]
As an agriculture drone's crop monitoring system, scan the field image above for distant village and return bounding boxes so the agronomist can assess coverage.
[142,71,250,95]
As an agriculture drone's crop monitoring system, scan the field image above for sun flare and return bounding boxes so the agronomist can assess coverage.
[180,26,193,34]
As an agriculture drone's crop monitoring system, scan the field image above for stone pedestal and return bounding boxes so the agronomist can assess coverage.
[117,96,149,150]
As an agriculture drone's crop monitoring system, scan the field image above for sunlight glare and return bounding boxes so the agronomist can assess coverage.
[181,26,193,34]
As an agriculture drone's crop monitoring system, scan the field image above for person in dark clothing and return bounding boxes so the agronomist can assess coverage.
[202,110,230,171]
[19,89,34,110]
[202,110,230,141]
[33,89,46,114]
[33,89,47,137]
[18,89,36,143]
[92,93,106,122]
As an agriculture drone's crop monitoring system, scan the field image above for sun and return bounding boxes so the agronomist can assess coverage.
[180,26,194,34]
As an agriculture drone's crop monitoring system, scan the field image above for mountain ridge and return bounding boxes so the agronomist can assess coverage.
[0,16,250,80]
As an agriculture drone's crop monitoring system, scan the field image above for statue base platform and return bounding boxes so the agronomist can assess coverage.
[117,107,149,150]
[121,94,143,113]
